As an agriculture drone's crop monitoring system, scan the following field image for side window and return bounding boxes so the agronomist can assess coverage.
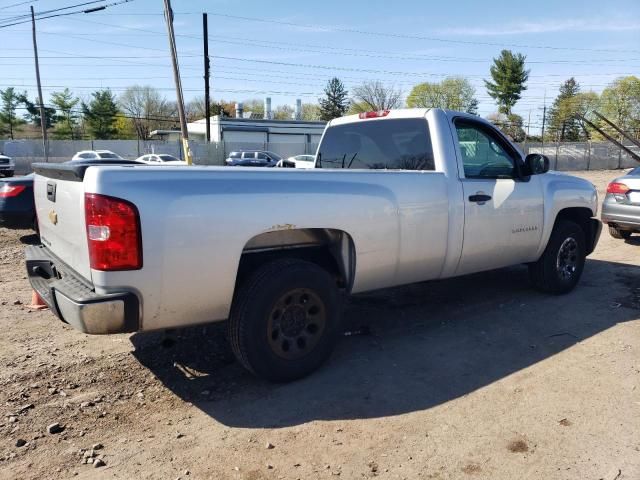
[242,152,255,159]
[316,118,435,170]
[256,152,268,160]
[455,121,516,179]
[79,153,94,159]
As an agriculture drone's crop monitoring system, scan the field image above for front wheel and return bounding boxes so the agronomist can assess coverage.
[228,258,341,382]
[528,220,586,294]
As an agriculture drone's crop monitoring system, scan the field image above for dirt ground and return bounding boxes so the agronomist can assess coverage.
[0,169,638,480]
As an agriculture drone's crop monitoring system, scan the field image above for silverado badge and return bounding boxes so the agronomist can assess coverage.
[48,210,58,225]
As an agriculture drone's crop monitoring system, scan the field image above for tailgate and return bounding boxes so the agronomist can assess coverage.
[32,160,144,281]
[34,171,92,281]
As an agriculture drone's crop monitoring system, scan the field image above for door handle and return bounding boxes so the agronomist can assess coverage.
[468,193,492,203]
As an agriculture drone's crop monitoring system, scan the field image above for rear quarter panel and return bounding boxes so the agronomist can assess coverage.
[85,166,449,331]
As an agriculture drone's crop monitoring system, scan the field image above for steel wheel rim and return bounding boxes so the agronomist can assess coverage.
[556,237,578,281]
[267,288,327,360]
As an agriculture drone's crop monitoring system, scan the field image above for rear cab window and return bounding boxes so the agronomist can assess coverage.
[317,118,435,170]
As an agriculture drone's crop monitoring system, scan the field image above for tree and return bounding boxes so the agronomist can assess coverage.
[242,99,265,118]
[21,95,56,130]
[350,81,402,112]
[406,77,478,113]
[0,88,26,139]
[547,78,582,142]
[600,76,640,140]
[273,104,295,120]
[318,77,349,120]
[119,85,177,140]
[82,89,119,139]
[487,112,526,142]
[301,103,321,121]
[50,88,79,139]
[484,50,529,115]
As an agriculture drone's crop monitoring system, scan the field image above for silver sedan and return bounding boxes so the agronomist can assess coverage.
[602,166,640,239]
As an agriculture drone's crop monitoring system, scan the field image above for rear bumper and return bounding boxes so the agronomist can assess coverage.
[25,245,140,334]
[601,199,640,231]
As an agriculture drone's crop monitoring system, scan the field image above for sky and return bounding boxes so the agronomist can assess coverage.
[1,0,639,134]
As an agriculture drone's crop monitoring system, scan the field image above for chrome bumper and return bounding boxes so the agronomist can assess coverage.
[25,245,139,334]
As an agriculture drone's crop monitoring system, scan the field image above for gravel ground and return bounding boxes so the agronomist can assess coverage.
[0,169,638,480]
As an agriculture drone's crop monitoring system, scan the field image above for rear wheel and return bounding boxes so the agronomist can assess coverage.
[228,258,341,382]
[528,220,586,294]
[608,225,632,240]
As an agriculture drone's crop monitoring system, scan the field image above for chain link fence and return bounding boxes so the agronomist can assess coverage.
[1,138,637,175]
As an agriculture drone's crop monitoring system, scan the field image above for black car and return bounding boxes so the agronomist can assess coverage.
[224,150,282,167]
[0,174,35,230]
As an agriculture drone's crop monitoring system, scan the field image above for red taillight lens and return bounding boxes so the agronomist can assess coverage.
[607,182,630,195]
[84,193,142,271]
[358,110,390,119]
[0,184,26,198]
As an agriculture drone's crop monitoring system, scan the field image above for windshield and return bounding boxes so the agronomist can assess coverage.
[630,166,640,176]
[317,118,434,170]
[158,154,179,162]
[265,151,282,161]
[98,152,123,159]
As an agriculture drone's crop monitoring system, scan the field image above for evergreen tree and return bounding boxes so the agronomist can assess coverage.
[318,77,349,120]
[484,50,529,115]
[21,95,56,130]
[547,78,582,141]
[81,89,119,139]
[51,88,79,139]
[0,87,26,139]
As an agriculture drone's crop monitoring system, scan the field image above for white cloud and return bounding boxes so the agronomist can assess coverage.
[438,19,640,36]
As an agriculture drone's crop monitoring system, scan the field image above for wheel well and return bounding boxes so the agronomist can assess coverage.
[555,207,597,254]
[236,228,356,293]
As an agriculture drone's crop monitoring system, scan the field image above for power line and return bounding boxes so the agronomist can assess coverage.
[0,0,41,10]
[201,12,640,55]
[0,0,135,28]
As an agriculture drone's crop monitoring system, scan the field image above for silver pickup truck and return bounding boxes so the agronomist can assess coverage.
[27,108,601,381]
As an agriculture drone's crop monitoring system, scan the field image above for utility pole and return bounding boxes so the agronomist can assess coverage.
[203,13,211,143]
[163,0,192,164]
[31,6,48,162]
[540,90,547,153]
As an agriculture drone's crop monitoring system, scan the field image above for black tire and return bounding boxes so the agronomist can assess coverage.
[528,220,586,294]
[228,258,341,382]
[608,225,632,240]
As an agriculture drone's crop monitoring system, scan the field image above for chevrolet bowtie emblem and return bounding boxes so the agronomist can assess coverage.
[48,210,58,225]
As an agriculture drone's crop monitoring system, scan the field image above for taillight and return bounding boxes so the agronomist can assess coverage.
[84,193,142,271]
[358,110,390,119]
[0,184,26,198]
[606,182,630,195]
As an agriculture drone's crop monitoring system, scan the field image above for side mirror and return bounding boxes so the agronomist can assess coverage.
[525,153,550,175]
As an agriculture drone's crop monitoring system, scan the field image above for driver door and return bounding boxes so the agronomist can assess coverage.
[454,118,543,275]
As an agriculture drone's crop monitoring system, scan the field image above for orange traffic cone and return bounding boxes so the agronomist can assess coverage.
[28,290,48,310]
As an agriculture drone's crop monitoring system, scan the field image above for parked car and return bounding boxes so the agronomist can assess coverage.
[27,108,601,382]
[602,165,640,239]
[277,154,316,168]
[0,154,15,177]
[0,174,35,230]
[225,150,282,167]
[72,150,124,161]
[136,153,186,165]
